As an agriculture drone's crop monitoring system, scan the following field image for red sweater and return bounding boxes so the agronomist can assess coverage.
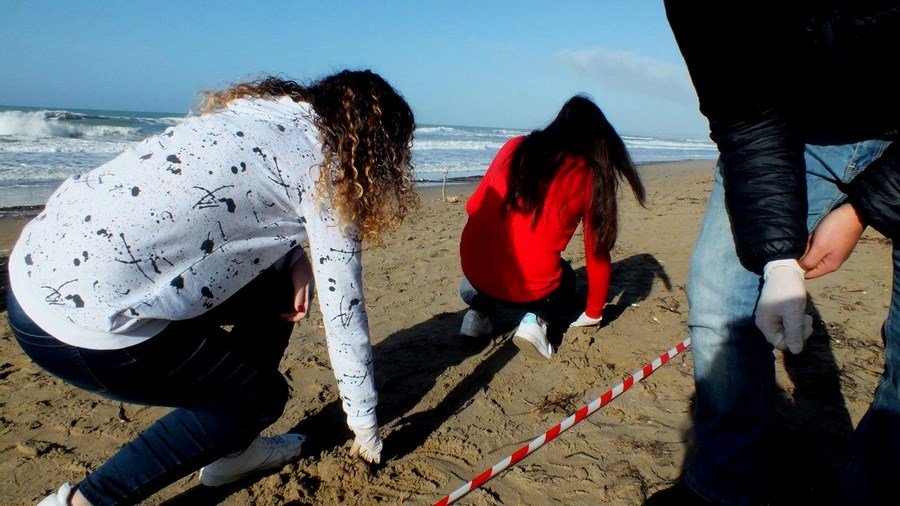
[460,136,610,319]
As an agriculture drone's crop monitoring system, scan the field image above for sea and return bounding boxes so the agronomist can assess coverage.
[0,105,719,211]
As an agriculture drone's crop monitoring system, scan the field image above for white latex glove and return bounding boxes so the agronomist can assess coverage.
[349,424,383,464]
[569,312,602,328]
[755,259,813,354]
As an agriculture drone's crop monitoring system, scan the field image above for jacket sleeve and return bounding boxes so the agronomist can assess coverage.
[666,1,809,274]
[845,141,900,240]
[714,112,809,273]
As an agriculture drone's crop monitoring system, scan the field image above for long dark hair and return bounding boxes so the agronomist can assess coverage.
[201,70,418,243]
[504,95,645,253]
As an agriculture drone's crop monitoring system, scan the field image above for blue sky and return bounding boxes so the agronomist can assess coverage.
[1,1,710,138]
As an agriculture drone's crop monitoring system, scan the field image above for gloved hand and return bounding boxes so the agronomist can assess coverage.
[755,259,813,354]
[569,312,602,328]
[349,423,383,464]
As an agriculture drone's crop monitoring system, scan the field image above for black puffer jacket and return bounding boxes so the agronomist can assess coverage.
[665,0,900,274]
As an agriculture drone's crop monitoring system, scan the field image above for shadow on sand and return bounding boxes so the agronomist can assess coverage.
[161,253,672,505]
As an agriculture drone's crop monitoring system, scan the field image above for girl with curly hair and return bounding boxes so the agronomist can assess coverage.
[9,69,417,506]
[459,95,645,359]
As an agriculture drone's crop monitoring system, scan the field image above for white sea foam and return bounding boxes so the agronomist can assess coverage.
[0,136,132,155]
[416,125,527,137]
[413,139,507,151]
[623,135,715,151]
[0,110,178,141]
[0,110,80,137]
[0,161,93,184]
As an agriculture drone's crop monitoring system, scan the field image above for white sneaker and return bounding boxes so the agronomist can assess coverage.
[460,309,492,337]
[38,483,73,506]
[513,313,553,359]
[199,433,306,487]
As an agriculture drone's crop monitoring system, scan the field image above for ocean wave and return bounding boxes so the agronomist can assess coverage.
[0,109,174,141]
[47,110,183,127]
[0,177,70,188]
[416,126,460,134]
[0,107,719,207]
[140,116,183,125]
[0,136,133,154]
[623,135,715,150]
[0,154,114,187]
[415,125,527,138]
[44,110,88,120]
[627,141,717,152]
[0,110,78,138]
[413,139,507,151]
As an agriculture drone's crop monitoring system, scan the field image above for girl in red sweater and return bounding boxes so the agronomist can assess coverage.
[459,95,645,358]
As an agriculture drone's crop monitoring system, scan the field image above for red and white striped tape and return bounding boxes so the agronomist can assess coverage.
[433,336,691,506]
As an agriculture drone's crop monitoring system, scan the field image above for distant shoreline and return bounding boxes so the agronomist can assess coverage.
[0,205,44,220]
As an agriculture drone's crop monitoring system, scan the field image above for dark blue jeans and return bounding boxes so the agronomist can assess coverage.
[8,269,294,505]
[460,259,577,331]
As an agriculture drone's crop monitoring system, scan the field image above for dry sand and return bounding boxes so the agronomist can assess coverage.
[0,161,892,505]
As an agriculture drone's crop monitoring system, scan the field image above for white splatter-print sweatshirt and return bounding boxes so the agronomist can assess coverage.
[9,96,377,428]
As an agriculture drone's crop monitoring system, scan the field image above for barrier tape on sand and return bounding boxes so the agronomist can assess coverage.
[434,336,691,506]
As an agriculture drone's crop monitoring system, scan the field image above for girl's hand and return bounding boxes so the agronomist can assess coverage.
[349,423,383,464]
[570,312,602,328]
[280,249,314,322]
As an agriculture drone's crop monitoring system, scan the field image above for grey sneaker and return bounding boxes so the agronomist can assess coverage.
[37,483,73,506]
[460,309,492,337]
[513,312,553,359]
[199,433,306,487]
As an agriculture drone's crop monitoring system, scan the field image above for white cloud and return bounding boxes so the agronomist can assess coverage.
[555,47,696,104]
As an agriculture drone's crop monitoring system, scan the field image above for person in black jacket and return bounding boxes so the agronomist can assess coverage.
[654,1,900,505]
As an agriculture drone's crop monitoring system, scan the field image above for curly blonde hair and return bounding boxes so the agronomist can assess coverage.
[201,70,419,243]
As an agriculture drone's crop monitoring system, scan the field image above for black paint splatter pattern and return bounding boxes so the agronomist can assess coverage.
[9,96,378,422]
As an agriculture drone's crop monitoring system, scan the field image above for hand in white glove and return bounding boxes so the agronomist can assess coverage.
[755,259,813,354]
[349,424,383,464]
[569,312,602,328]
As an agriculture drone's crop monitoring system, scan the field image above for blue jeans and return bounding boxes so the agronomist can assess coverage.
[684,141,898,505]
[460,259,576,328]
[8,269,294,505]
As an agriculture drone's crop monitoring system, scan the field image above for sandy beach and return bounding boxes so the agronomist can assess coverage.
[0,160,892,505]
